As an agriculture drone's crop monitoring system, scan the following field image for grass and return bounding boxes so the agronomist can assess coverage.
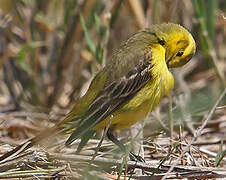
[0,0,225,179]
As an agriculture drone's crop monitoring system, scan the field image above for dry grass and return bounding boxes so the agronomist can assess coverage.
[0,0,226,179]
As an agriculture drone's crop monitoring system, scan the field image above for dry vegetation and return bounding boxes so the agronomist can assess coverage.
[0,0,226,179]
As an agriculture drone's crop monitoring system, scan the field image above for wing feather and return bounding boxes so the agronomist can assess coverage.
[66,54,153,145]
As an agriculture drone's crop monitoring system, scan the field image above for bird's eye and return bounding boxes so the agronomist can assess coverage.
[176,51,184,57]
[159,40,165,46]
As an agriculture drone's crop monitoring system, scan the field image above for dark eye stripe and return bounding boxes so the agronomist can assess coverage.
[158,40,165,46]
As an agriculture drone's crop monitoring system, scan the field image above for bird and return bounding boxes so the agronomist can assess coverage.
[0,23,196,162]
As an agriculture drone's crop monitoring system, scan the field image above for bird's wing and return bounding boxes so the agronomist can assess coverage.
[66,51,153,145]
[60,30,156,131]
[56,68,109,128]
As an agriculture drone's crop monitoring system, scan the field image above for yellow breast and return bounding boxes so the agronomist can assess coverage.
[94,46,174,130]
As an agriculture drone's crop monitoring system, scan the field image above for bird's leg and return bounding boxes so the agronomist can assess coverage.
[106,130,145,163]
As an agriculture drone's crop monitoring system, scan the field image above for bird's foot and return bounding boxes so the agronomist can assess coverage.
[129,152,145,163]
[128,152,154,175]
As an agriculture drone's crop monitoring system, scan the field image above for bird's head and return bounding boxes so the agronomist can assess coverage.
[152,23,196,68]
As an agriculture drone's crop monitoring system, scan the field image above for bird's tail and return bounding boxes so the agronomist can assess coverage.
[0,126,59,163]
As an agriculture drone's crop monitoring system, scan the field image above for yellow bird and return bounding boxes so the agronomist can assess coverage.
[0,23,196,161]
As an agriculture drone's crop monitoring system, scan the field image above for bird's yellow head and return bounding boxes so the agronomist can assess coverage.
[151,23,196,68]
